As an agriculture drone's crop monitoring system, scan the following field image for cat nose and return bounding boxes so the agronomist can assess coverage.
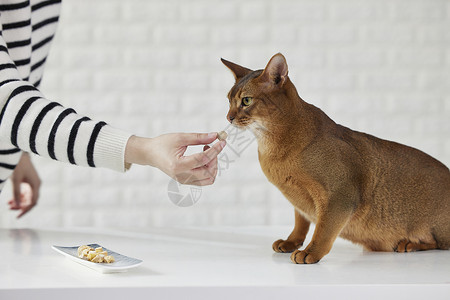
[227,115,235,123]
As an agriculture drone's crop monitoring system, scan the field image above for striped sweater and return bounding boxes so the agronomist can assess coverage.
[0,0,132,192]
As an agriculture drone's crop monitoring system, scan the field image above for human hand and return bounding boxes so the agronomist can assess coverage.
[125,132,226,186]
[8,153,41,218]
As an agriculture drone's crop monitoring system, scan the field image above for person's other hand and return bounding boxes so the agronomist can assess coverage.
[8,152,41,218]
[125,133,226,186]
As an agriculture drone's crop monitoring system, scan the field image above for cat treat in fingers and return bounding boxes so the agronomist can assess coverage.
[221,53,450,264]
[218,131,228,141]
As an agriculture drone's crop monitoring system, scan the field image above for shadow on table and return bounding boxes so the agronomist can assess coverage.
[8,228,41,255]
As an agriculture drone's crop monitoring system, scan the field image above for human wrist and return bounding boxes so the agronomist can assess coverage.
[124,135,140,165]
[124,135,155,167]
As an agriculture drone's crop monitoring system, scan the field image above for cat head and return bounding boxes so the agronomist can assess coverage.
[222,53,294,133]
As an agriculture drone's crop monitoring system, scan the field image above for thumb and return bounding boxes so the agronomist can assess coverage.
[179,132,217,146]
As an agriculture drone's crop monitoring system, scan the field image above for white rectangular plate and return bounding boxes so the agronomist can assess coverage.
[52,243,143,273]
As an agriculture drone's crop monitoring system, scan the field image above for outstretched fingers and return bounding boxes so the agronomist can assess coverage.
[172,143,222,186]
[190,157,218,182]
[180,140,226,170]
[202,144,219,178]
[178,132,218,146]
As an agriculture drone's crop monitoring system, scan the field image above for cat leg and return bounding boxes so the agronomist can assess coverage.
[395,239,438,252]
[273,210,310,253]
[290,205,352,264]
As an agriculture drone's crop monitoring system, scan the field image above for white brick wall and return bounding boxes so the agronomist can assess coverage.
[1,0,449,229]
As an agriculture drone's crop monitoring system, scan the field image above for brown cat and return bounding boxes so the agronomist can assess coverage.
[221,53,450,264]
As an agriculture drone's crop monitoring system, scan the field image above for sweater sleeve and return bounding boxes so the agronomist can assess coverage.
[0,31,132,180]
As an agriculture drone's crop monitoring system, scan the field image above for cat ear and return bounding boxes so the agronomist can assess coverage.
[221,58,253,82]
[260,53,288,88]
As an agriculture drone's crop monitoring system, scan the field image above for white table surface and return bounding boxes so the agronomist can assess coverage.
[0,226,449,300]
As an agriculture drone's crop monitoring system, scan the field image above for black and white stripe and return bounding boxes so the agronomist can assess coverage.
[0,0,131,191]
[67,116,90,165]
[0,145,21,183]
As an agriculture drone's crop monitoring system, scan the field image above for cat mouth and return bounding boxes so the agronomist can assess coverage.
[232,118,252,128]
[233,119,267,137]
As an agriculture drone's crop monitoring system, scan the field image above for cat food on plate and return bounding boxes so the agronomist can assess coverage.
[218,131,228,141]
[77,245,115,263]
[53,244,142,273]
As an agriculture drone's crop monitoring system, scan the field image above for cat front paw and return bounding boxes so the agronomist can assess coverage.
[272,239,302,253]
[290,250,321,264]
[395,239,414,252]
[394,239,438,252]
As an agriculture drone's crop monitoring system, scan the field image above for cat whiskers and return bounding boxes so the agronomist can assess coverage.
[237,117,251,126]
[247,120,268,139]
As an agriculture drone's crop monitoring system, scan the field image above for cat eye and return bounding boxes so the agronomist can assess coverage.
[241,97,253,107]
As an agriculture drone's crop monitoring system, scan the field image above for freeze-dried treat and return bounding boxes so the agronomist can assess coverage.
[81,248,90,258]
[77,245,93,258]
[218,131,228,141]
[91,254,105,263]
[104,255,115,263]
[87,251,97,261]
[77,245,114,263]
